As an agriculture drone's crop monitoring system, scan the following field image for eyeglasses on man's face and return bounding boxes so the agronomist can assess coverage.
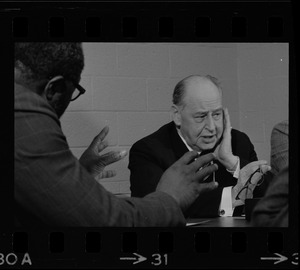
[70,83,86,101]
[47,76,86,102]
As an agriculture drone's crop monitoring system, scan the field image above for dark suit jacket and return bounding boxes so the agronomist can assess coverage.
[129,122,266,218]
[15,84,186,227]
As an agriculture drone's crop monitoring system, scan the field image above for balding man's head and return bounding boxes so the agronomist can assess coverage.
[172,75,222,107]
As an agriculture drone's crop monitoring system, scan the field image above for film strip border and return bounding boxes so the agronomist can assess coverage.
[0,2,295,41]
[11,14,288,40]
[1,229,298,268]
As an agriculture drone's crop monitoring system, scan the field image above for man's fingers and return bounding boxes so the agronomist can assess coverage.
[176,151,199,165]
[197,180,219,193]
[189,153,216,171]
[246,160,268,174]
[97,140,109,153]
[233,199,244,208]
[98,125,109,141]
[239,161,271,186]
[96,170,117,180]
[249,160,268,166]
[261,165,272,174]
[223,108,232,134]
[249,165,271,185]
[98,150,127,166]
[90,126,110,148]
[195,162,218,182]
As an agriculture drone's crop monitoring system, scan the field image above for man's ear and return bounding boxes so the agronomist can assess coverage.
[171,104,182,127]
[44,76,65,102]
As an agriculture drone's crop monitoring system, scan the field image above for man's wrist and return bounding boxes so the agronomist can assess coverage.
[227,156,239,172]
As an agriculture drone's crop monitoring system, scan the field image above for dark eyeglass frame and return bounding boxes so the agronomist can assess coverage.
[235,167,265,201]
[70,83,86,101]
[47,76,86,102]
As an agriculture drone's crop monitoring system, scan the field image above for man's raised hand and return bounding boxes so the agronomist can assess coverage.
[213,108,239,171]
[79,126,127,179]
[156,151,219,212]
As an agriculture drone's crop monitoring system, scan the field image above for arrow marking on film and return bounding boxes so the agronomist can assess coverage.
[120,253,147,265]
[261,253,288,264]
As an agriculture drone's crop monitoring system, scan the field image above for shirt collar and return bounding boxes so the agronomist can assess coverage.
[176,128,201,154]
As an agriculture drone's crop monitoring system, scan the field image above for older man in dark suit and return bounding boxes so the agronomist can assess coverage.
[129,75,270,218]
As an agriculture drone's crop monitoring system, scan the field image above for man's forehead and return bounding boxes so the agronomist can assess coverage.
[185,101,223,113]
[183,88,222,107]
[184,77,220,98]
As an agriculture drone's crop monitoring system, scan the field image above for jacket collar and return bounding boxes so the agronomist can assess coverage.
[169,122,190,160]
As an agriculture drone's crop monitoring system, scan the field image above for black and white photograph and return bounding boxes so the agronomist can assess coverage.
[5,1,298,268]
[14,42,289,228]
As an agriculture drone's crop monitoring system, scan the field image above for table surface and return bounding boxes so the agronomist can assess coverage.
[186,216,251,227]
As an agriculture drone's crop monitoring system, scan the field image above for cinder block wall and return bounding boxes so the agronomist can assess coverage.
[237,43,288,163]
[61,43,288,196]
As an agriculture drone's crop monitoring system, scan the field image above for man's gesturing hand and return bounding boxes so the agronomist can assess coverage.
[79,126,127,179]
[214,108,239,171]
[156,151,219,212]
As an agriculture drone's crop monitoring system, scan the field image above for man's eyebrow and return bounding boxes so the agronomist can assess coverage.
[193,108,222,115]
[194,111,207,115]
[212,108,223,113]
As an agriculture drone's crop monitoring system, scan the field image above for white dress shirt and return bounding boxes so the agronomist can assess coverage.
[176,129,240,216]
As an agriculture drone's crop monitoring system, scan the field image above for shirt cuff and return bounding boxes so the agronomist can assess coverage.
[227,156,240,179]
[219,186,234,217]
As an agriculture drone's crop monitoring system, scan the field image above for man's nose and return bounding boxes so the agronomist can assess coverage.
[205,114,215,130]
